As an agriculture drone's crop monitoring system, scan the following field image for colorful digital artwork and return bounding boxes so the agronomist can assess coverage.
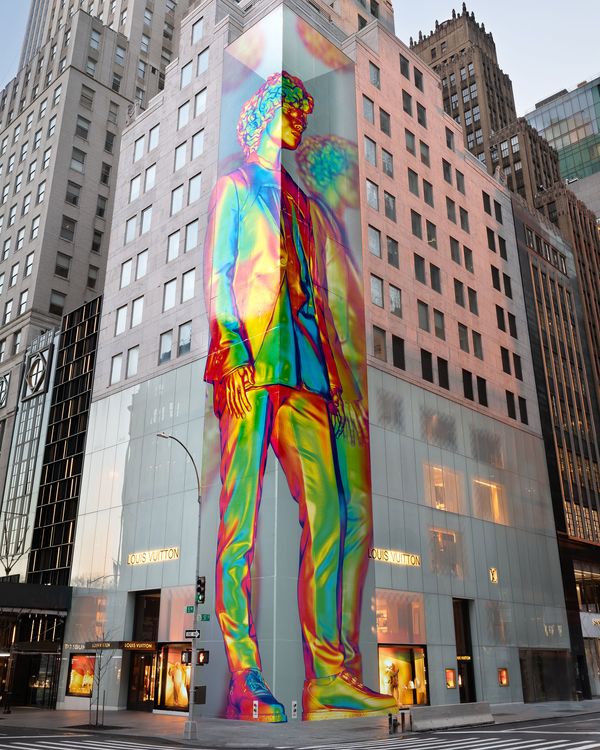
[202,8,395,722]
[66,654,95,697]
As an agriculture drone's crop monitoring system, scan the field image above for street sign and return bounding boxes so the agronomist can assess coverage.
[185,605,194,613]
[200,614,210,622]
[185,629,201,639]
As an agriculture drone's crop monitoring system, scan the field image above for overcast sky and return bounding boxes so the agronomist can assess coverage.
[1,1,598,115]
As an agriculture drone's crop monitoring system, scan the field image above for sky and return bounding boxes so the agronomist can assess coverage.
[0,1,598,115]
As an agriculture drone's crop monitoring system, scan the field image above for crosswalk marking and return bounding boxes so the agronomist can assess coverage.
[301,736,600,750]
[0,740,186,750]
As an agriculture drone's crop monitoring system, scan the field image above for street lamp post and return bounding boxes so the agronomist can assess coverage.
[157,431,202,741]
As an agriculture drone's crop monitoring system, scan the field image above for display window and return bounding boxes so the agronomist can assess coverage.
[156,644,191,711]
[498,667,509,686]
[445,668,456,689]
[378,645,428,706]
[66,653,95,697]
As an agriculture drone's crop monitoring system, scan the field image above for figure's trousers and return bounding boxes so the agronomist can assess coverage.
[215,385,345,680]
[336,434,373,678]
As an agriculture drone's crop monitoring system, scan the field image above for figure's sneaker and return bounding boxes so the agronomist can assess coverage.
[302,669,397,720]
[225,668,287,723]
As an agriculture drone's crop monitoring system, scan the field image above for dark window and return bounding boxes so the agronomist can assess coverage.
[508,312,517,338]
[408,168,419,196]
[482,191,491,215]
[379,108,391,135]
[450,237,461,263]
[442,159,452,183]
[468,287,478,315]
[498,235,507,260]
[405,129,415,155]
[496,305,506,331]
[446,197,456,223]
[494,200,503,223]
[513,353,523,380]
[491,265,501,290]
[420,141,430,166]
[369,61,381,88]
[402,90,412,116]
[463,246,473,272]
[518,396,528,424]
[454,279,465,306]
[456,170,465,194]
[487,227,496,252]
[384,192,396,221]
[417,103,427,128]
[423,180,434,207]
[392,335,405,369]
[421,349,433,382]
[387,236,399,267]
[506,391,516,419]
[400,54,410,79]
[445,127,454,151]
[477,376,488,406]
[462,369,474,400]
[430,264,441,292]
[503,274,512,298]
[501,347,511,374]
[414,67,424,92]
[437,357,449,389]
[414,253,426,283]
[411,210,422,239]
[426,220,437,248]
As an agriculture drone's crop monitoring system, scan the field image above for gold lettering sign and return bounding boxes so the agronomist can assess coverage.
[126,547,180,566]
[367,548,421,567]
[593,619,600,627]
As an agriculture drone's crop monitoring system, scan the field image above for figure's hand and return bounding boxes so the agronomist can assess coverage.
[223,365,255,419]
[329,390,346,438]
[343,400,368,446]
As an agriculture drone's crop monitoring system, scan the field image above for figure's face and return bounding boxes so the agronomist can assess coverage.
[267,103,308,151]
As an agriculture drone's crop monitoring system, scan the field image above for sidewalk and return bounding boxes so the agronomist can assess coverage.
[1,699,600,748]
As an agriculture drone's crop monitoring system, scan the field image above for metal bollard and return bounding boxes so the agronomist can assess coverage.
[388,712,393,734]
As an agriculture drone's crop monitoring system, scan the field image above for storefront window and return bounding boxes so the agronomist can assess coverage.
[67,653,95,697]
[156,644,191,711]
[378,645,428,706]
[498,667,509,686]
[445,668,456,688]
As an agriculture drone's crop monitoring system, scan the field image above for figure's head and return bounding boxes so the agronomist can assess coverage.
[296,134,359,207]
[237,71,314,157]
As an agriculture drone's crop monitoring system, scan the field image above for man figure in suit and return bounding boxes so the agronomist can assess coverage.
[204,71,395,722]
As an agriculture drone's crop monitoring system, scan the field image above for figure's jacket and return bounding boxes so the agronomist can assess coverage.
[203,161,358,401]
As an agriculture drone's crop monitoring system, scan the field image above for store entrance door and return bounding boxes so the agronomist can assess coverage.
[127,652,156,711]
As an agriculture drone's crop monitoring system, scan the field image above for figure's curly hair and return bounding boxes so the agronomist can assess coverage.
[296,134,357,194]
[237,71,314,157]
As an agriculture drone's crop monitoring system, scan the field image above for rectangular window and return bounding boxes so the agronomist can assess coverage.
[70,147,85,173]
[421,349,433,382]
[120,259,132,288]
[454,279,465,307]
[192,18,204,44]
[180,61,192,88]
[405,129,415,155]
[362,95,374,123]
[487,227,496,252]
[373,325,386,361]
[496,305,506,332]
[468,287,478,315]
[463,369,474,400]
[49,290,65,316]
[379,109,391,136]
[420,141,430,166]
[442,159,452,184]
[181,269,195,302]
[446,127,455,151]
[411,210,422,239]
[426,220,437,249]
[518,397,528,424]
[131,296,144,327]
[450,237,461,264]
[115,305,127,335]
[163,279,176,311]
[417,300,429,332]
[434,309,445,340]
[149,125,160,151]
[60,215,76,241]
[195,89,207,117]
[110,353,122,384]
[408,168,419,196]
[506,391,516,419]
[370,275,384,307]
[414,67,424,92]
[513,353,523,380]
[136,249,148,279]
[430,263,441,292]
[382,149,393,177]
[192,130,204,159]
[368,225,381,257]
[458,323,469,352]
[145,164,156,191]
[188,173,202,204]
[125,216,137,243]
[438,357,449,389]
[446,197,456,223]
[389,285,402,317]
[54,252,71,279]
[387,237,399,268]
[178,102,190,129]
[498,236,507,260]
[456,170,465,194]
[400,54,410,78]
[366,180,379,210]
[171,185,184,215]
[392,335,405,369]
[402,90,412,116]
[463,246,473,273]
[414,254,426,283]
[416,103,427,128]
[126,346,139,378]
[503,274,512,299]
[494,200,503,224]
[477,377,488,406]
[197,48,209,75]
[185,220,199,252]
[472,331,483,360]
[384,192,396,221]
[423,180,434,207]
[508,313,517,339]
[175,321,192,356]
[501,347,511,373]
[459,207,469,233]
[96,195,107,218]
[369,61,381,88]
[88,265,99,289]
[491,265,501,290]
[159,330,173,364]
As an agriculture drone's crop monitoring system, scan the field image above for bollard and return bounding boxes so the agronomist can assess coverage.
[388,712,393,735]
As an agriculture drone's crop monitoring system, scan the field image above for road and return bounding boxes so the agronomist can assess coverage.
[1,714,600,749]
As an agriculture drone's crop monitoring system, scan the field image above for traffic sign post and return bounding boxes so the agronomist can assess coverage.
[185,629,201,639]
